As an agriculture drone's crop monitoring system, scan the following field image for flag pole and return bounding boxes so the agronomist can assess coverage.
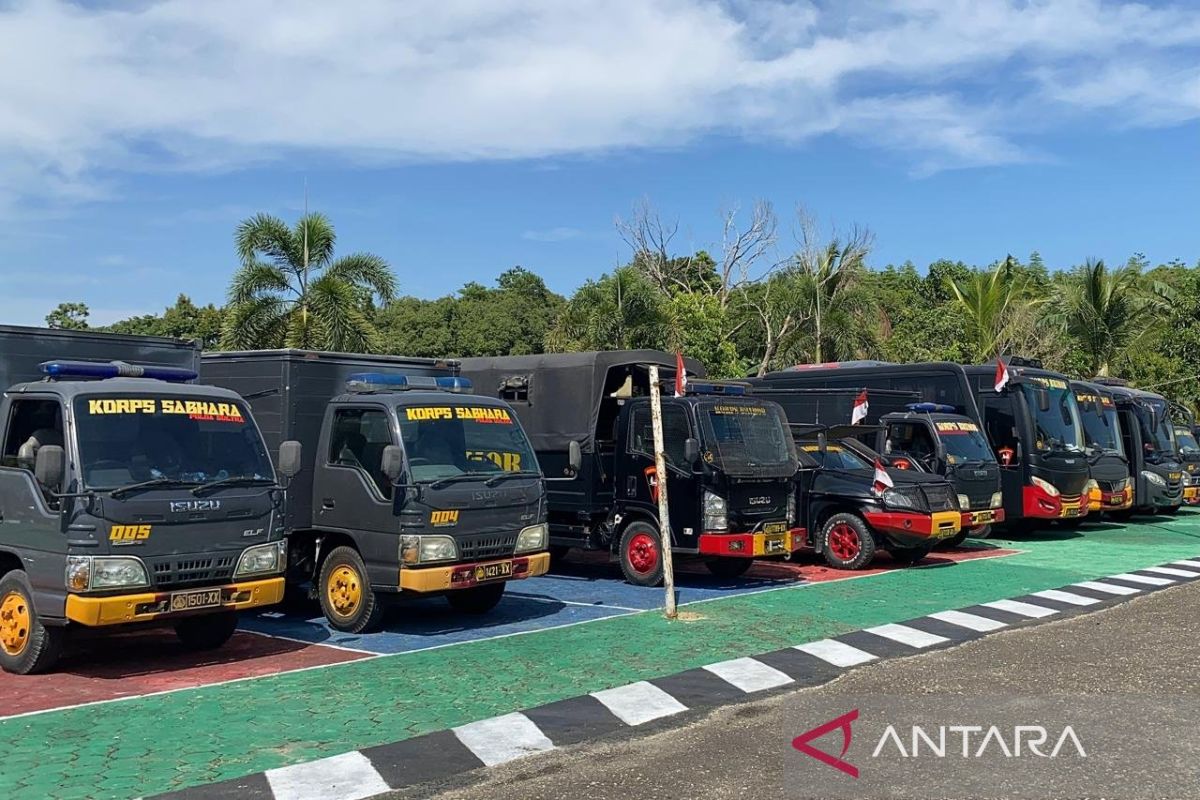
[648,364,678,619]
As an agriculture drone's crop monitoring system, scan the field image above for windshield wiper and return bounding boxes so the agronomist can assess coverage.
[484,470,541,487]
[109,477,196,499]
[428,472,495,490]
[192,476,275,497]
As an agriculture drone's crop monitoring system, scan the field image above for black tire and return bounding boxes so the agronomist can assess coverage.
[1059,518,1086,529]
[705,557,754,578]
[1163,505,1181,516]
[970,524,993,539]
[939,530,969,549]
[446,583,506,614]
[819,513,877,570]
[890,546,932,565]
[1107,509,1135,522]
[174,611,238,650]
[318,546,385,633]
[618,520,665,587]
[0,570,64,675]
[548,545,571,566]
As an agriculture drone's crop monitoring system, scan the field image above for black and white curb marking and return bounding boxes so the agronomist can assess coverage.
[153,557,1200,800]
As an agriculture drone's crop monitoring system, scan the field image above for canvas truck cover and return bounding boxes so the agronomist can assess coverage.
[0,324,200,392]
[459,351,705,454]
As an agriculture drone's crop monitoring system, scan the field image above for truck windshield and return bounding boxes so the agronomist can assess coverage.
[1020,381,1084,454]
[696,400,798,478]
[1134,399,1175,457]
[798,443,870,470]
[931,420,996,465]
[1075,393,1124,455]
[74,395,272,489]
[397,403,538,483]
[1173,426,1199,456]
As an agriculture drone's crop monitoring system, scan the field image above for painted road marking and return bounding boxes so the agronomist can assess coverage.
[703,657,794,693]
[1109,572,1175,586]
[1075,580,1141,595]
[1031,589,1101,606]
[1141,566,1200,579]
[928,610,1007,632]
[795,639,877,667]
[591,681,689,726]
[981,599,1058,618]
[1172,559,1200,570]
[864,623,949,648]
[452,712,555,767]
[265,751,389,800]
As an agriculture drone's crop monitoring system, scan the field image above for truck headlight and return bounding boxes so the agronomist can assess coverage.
[957,494,970,511]
[882,488,922,511]
[1143,470,1167,487]
[400,534,459,564]
[235,541,286,578]
[66,556,150,591]
[1084,479,1099,495]
[1030,476,1060,497]
[515,523,548,554]
[990,491,1003,509]
[703,490,728,531]
[786,493,797,526]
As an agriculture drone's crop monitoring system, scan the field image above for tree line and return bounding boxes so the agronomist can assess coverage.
[44,204,1200,409]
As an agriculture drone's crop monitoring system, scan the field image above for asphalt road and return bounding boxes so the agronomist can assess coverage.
[396,579,1200,800]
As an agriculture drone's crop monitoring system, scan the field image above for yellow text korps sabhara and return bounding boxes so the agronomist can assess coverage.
[406,407,513,424]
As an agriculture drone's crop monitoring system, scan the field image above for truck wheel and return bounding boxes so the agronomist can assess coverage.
[446,583,506,614]
[970,524,993,539]
[0,571,63,675]
[319,546,385,633]
[548,545,571,566]
[938,531,969,549]
[705,557,753,578]
[1163,505,1181,516]
[174,611,238,650]
[819,514,877,570]
[619,521,664,587]
[890,546,932,565]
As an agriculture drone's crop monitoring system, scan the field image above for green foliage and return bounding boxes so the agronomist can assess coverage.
[104,295,225,348]
[45,302,90,330]
[546,266,668,352]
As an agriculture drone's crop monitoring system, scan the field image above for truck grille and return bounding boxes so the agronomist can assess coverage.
[457,533,518,562]
[920,484,958,512]
[149,555,237,589]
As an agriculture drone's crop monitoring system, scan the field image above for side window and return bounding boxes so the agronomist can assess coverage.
[499,374,530,404]
[2,398,65,470]
[328,408,393,498]
[628,405,690,467]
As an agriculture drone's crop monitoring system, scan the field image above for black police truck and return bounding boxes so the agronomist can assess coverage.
[0,326,293,674]
[460,352,803,586]
[202,349,549,632]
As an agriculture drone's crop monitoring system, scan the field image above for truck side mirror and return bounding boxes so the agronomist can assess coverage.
[381,445,405,482]
[567,440,582,475]
[684,437,700,466]
[277,440,302,478]
[34,445,64,492]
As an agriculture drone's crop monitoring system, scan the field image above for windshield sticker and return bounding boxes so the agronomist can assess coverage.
[711,404,766,416]
[86,398,244,423]
[801,444,843,453]
[467,450,523,471]
[935,421,980,434]
[405,406,513,424]
[1027,376,1068,390]
[1075,393,1115,408]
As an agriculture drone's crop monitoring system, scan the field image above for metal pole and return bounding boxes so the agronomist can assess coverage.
[648,365,678,619]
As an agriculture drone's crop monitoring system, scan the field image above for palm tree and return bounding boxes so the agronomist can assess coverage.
[221,212,396,352]
[789,224,876,364]
[1049,258,1174,376]
[945,256,1041,362]
[545,265,668,352]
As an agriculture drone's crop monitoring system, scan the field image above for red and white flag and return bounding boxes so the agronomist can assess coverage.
[674,352,688,397]
[994,358,1011,392]
[851,390,869,425]
[873,457,894,495]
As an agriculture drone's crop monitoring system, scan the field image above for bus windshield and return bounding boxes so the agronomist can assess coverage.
[1020,381,1084,454]
[74,395,272,489]
[1173,426,1199,456]
[397,404,538,483]
[1075,392,1124,456]
[932,420,996,465]
[1134,399,1175,458]
[697,400,798,478]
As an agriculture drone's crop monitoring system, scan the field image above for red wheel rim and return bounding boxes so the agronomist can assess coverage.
[627,532,659,574]
[827,522,861,561]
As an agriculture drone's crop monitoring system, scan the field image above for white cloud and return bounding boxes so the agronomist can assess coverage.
[1,0,1199,211]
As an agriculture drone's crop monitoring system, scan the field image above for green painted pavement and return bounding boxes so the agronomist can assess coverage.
[6,514,1200,799]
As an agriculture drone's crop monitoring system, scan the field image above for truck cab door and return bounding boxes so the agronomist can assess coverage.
[622,401,702,549]
[979,393,1024,519]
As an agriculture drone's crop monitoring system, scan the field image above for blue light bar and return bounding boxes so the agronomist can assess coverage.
[435,376,473,392]
[906,402,956,413]
[346,372,472,394]
[39,360,197,383]
[685,381,747,396]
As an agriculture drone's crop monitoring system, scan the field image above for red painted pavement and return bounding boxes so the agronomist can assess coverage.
[0,630,367,718]
[730,545,1020,583]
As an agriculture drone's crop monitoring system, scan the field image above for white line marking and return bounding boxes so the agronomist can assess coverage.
[1031,589,1101,606]
[1074,580,1140,596]
[1172,559,1200,569]
[928,610,1007,632]
[508,594,645,612]
[591,681,688,726]
[794,639,877,667]
[452,712,555,767]
[980,599,1058,619]
[1109,572,1175,586]
[703,657,794,693]
[1141,566,1200,579]
[266,751,389,800]
[863,623,948,648]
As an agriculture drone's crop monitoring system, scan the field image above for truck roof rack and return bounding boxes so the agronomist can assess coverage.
[39,360,197,383]
[345,372,473,394]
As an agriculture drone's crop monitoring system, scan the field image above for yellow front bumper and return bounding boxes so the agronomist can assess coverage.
[1184,486,1199,502]
[64,577,285,626]
[400,551,551,593]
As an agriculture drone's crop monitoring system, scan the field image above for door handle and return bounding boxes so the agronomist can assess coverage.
[322,498,336,510]
[626,476,637,497]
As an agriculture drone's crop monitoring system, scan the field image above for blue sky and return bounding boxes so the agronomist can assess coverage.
[2,0,1199,326]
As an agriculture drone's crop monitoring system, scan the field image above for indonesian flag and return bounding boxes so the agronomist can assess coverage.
[851,390,869,425]
[674,352,688,397]
[873,457,894,495]
[994,358,1011,392]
